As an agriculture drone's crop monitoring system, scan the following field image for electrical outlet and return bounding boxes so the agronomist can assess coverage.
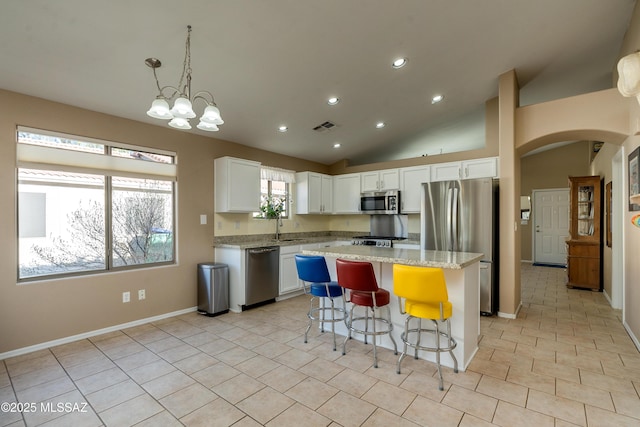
[138,289,146,300]
[122,291,130,303]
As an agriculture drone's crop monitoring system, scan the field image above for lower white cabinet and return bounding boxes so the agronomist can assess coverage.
[394,243,420,250]
[214,247,246,313]
[279,245,302,295]
[278,241,350,296]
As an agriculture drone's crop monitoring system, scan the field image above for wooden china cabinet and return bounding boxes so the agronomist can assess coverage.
[566,176,602,290]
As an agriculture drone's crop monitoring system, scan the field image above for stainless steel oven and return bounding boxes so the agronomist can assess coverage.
[351,236,407,248]
[360,190,401,214]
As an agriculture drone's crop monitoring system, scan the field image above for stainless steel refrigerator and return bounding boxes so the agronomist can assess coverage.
[420,178,498,315]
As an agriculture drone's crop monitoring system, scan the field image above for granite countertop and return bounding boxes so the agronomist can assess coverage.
[213,236,352,249]
[301,245,483,269]
[213,233,421,250]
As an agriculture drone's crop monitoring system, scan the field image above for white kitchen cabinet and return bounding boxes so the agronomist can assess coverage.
[296,172,333,214]
[463,157,498,179]
[214,247,245,313]
[361,169,400,192]
[214,157,261,213]
[394,243,420,250]
[333,173,362,214]
[279,245,302,296]
[430,157,498,182]
[399,165,430,213]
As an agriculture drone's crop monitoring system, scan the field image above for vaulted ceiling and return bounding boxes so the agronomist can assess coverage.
[0,0,635,165]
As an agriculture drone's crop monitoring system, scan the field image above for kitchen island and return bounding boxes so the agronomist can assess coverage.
[301,245,483,371]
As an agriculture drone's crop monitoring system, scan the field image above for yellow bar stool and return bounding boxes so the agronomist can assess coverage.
[393,264,458,390]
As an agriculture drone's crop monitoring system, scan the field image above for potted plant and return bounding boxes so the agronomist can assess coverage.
[259,194,287,240]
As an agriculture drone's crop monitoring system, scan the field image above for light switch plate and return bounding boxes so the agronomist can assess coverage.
[200,214,207,225]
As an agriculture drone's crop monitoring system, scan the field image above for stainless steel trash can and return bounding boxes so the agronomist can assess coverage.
[197,263,229,316]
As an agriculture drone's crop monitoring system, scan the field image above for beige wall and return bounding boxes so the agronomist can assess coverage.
[623,135,640,345]
[616,1,640,345]
[0,89,330,354]
[498,70,521,316]
[520,142,592,261]
[590,142,619,300]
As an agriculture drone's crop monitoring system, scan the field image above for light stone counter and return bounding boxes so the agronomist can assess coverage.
[302,245,482,269]
[302,245,482,371]
[213,236,353,249]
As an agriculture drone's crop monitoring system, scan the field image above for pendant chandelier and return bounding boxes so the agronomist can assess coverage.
[145,25,223,132]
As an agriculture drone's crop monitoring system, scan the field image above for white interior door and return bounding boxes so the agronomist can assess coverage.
[533,189,570,265]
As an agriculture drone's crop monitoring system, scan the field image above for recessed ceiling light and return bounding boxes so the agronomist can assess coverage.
[376,122,386,129]
[392,58,408,69]
[333,143,341,148]
[327,97,340,105]
[278,125,288,132]
[431,94,444,104]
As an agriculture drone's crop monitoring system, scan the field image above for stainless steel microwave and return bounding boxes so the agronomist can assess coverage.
[360,190,401,214]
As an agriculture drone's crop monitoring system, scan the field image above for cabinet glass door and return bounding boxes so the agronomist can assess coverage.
[576,184,595,236]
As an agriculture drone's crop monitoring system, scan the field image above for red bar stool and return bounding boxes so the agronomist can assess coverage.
[393,264,458,390]
[336,258,397,368]
[295,255,347,351]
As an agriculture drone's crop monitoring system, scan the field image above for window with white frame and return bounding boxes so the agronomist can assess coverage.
[17,127,176,280]
[254,167,295,219]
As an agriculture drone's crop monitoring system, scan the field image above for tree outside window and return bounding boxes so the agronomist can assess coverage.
[17,129,176,281]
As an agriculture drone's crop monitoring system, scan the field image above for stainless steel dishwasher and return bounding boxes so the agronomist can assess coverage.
[244,246,280,309]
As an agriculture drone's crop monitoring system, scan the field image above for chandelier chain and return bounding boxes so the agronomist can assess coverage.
[177,25,192,96]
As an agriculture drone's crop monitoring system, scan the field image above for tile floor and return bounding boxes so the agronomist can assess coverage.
[1,263,640,426]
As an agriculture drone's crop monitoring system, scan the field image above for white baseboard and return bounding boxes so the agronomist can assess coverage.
[623,321,640,352]
[497,302,522,319]
[0,306,197,361]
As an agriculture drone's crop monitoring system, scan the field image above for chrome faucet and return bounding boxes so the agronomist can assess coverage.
[275,217,282,241]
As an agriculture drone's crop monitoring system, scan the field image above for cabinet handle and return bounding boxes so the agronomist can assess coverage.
[465,167,469,177]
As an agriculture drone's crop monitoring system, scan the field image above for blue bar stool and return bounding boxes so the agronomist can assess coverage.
[393,264,458,390]
[336,258,397,368]
[295,255,347,351]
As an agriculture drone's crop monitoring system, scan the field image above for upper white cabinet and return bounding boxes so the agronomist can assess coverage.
[430,157,498,182]
[361,169,400,192]
[214,157,261,213]
[399,165,430,213]
[296,172,333,214]
[333,173,361,214]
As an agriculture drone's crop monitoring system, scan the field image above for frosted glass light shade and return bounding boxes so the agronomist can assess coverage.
[170,97,196,119]
[197,121,219,131]
[168,117,192,130]
[617,52,640,98]
[200,105,224,125]
[147,98,173,119]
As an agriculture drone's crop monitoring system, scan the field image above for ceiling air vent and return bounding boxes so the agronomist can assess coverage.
[313,121,336,132]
